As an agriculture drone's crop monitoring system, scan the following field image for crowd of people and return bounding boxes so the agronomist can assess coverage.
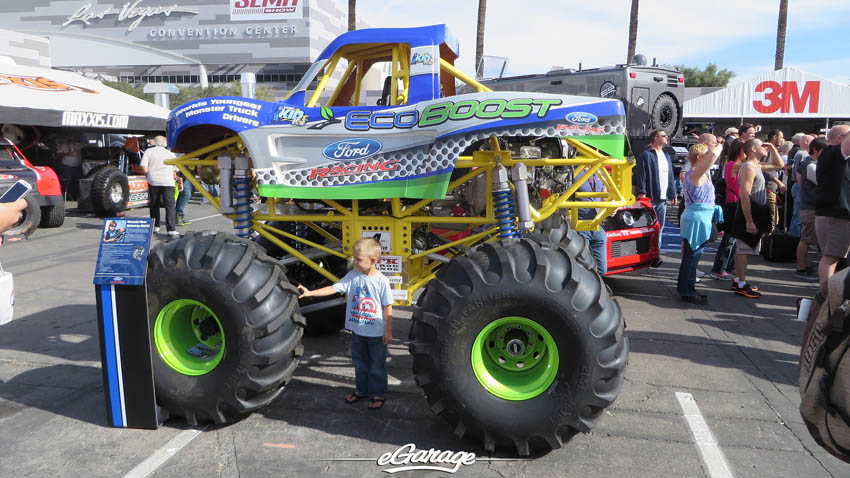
[634,124,850,304]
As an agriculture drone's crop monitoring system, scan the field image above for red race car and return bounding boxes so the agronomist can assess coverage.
[0,138,65,240]
[603,196,661,276]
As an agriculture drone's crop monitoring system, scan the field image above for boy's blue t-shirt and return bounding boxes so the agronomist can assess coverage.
[333,270,393,337]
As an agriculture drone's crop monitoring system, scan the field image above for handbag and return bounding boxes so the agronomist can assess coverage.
[0,261,14,325]
[732,199,771,248]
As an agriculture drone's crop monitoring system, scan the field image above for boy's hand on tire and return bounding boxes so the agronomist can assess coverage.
[296,284,310,298]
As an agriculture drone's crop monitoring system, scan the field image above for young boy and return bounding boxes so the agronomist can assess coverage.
[297,237,393,409]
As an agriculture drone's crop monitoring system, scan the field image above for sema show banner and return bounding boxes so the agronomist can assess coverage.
[230,0,303,21]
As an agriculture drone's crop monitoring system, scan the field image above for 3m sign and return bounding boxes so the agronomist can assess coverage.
[230,0,302,21]
[753,81,820,114]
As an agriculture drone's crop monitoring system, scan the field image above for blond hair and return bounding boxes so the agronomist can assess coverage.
[687,143,708,164]
[353,237,382,258]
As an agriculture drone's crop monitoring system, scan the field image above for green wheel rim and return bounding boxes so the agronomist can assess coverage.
[154,299,225,376]
[471,316,559,401]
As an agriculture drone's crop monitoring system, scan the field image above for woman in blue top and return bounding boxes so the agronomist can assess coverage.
[677,141,724,304]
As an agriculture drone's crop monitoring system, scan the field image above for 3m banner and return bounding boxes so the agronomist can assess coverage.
[684,67,850,119]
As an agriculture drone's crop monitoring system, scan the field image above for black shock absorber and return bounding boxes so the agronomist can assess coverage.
[218,154,254,238]
[231,156,253,238]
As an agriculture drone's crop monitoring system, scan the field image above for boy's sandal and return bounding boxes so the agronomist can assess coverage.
[344,392,366,404]
[368,396,385,410]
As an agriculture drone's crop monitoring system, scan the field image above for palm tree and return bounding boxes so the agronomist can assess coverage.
[348,0,356,31]
[626,0,639,64]
[775,0,788,70]
[475,0,487,78]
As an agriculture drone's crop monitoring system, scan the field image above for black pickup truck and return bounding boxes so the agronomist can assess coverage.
[476,59,686,154]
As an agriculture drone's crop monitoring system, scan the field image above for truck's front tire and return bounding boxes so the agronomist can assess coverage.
[39,201,65,228]
[410,238,628,456]
[147,231,305,425]
[90,166,129,217]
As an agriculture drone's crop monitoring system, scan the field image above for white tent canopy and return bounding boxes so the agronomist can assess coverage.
[0,63,169,131]
[684,67,850,119]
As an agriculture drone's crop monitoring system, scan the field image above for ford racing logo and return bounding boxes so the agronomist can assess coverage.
[322,138,383,161]
[565,112,598,125]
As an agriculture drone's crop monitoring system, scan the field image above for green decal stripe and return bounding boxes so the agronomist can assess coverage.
[574,134,626,158]
[258,172,451,199]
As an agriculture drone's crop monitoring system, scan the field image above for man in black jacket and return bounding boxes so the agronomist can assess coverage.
[634,129,676,253]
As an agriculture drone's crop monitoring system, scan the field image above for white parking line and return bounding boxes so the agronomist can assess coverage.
[122,427,207,478]
[189,213,222,222]
[675,392,734,478]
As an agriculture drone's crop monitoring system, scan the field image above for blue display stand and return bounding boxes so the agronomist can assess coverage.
[93,218,159,429]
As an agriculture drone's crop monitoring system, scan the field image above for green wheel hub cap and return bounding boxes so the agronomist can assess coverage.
[154,299,225,376]
[471,317,559,400]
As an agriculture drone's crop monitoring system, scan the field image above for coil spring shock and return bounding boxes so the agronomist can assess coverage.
[493,188,518,238]
[289,222,308,251]
[232,175,253,238]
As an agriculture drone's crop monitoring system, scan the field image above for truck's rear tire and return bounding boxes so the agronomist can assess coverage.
[410,238,628,456]
[90,166,129,217]
[3,195,40,241]
[651,94,680,139]
[39,201,65,228]
[147,231,305,425]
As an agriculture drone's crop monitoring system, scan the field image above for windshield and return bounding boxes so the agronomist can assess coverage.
[283,60,327,101]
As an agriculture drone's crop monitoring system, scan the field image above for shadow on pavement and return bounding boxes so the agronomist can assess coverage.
[256,319,558,458]
[0,304,101,363]
[0,363,106,426]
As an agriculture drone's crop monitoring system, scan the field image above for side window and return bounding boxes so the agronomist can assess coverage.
[304,44,412,108]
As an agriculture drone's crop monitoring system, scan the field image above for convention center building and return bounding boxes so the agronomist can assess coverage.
[0,0,349,94]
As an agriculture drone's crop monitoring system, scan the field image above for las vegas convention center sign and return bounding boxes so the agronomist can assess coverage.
[61,0,303,39]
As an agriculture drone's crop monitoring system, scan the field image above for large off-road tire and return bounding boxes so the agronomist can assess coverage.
[147,231,305,425]
[410,238,628,456]
[39,201,65,228]
[536,214,596,272]
[3,195,40,241]
[90,166,129,217]
[255,221,347,336]
[651,94,680,138]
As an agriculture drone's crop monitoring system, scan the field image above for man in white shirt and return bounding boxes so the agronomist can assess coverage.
[634,129,677,255]
[141,136,180,235]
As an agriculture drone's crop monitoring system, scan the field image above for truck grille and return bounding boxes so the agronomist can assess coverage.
[666,75,679,87]
[610,236,652,258]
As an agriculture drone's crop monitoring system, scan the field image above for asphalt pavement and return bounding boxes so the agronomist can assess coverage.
[0,200,847,477]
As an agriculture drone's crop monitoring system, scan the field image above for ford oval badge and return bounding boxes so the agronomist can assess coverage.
[565,112,598,125]
[322,138,383,161]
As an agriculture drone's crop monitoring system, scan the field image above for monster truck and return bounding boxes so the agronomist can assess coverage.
[153,25,630,456]
[0,138,64,239]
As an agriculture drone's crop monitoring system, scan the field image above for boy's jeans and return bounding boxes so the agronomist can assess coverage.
[351,333,387,397]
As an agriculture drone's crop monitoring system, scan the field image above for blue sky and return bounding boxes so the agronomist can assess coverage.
[356,0,850,84]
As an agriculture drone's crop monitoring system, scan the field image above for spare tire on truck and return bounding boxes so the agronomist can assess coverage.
[651,94,680,139]
[410,238,628,456]
[3,195,40,242]
[90,166,129,217]
[147,231,305,425]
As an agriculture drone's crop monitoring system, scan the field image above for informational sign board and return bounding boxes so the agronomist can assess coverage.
[93,217,159,429]
[93,218,154,286]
